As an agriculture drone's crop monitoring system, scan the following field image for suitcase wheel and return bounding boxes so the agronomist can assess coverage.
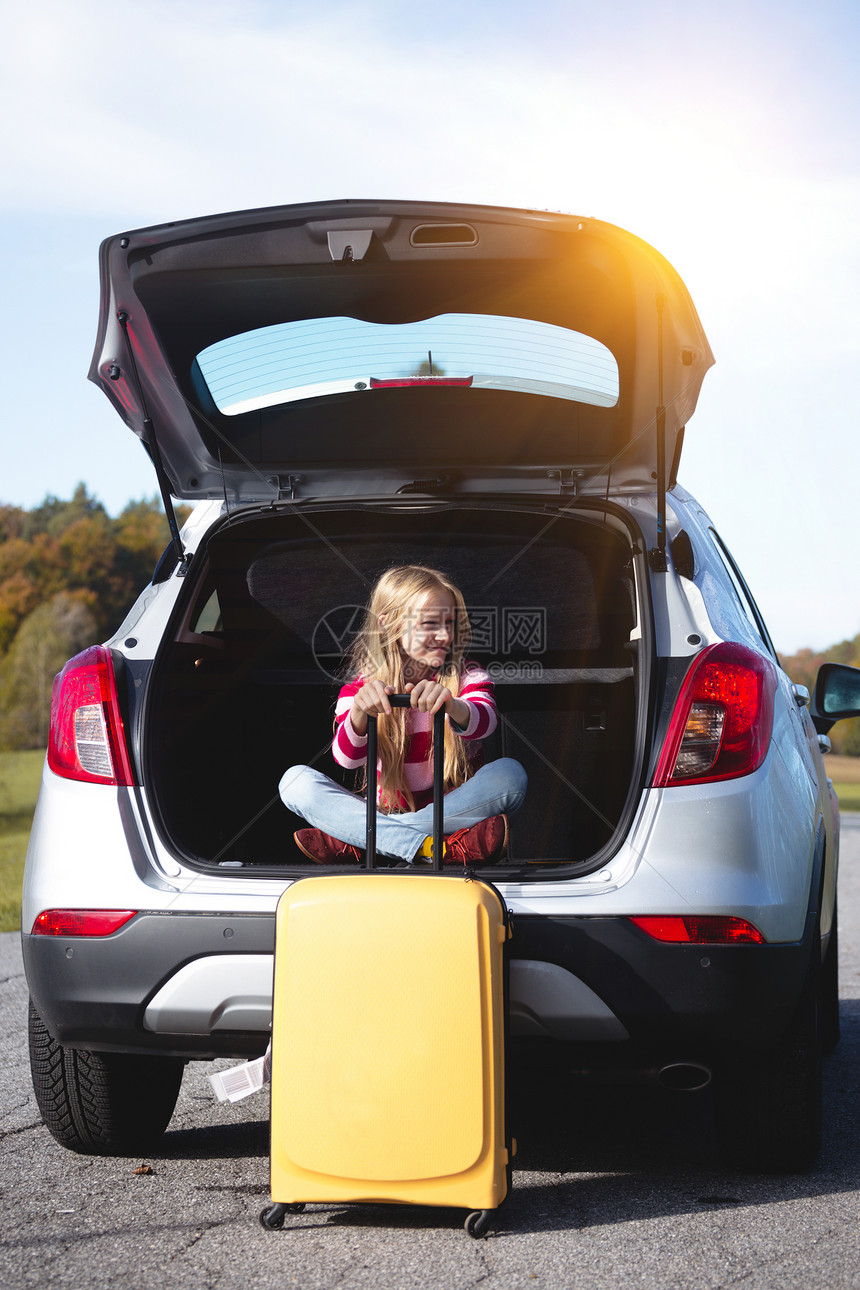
[259,1204,286,1230]
[464,1209,492,1239]
[260,1202,305,1229]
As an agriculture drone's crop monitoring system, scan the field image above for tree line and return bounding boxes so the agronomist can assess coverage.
[0,485,186,750]
[0,485,857,754]
[779,638,860,756]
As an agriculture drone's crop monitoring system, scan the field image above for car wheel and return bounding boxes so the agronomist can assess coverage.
[28,999,185,1155]
[713,927,822,1173]
[820,902,840,1054]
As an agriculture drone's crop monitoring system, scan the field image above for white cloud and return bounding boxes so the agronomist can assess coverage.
[0,0,828,222]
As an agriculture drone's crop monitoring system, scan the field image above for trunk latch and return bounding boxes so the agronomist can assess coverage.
[265,475,303,500]
[547,469,583,495]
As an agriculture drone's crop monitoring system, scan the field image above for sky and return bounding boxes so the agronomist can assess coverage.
[0,0,858,656]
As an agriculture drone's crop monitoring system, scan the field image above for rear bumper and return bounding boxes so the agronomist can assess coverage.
[22,908,816,1061]
[23,912,276,1059]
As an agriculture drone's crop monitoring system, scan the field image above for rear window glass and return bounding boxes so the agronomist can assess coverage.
[195,314,619,416]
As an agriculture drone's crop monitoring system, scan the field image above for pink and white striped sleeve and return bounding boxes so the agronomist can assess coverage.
[332,679,368,769]
[453,662,498,741]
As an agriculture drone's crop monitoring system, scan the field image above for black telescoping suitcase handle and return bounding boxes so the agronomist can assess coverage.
[365,696,445,872]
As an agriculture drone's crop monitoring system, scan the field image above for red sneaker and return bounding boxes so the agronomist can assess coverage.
[444,814,509,866]
[294,829,362,864]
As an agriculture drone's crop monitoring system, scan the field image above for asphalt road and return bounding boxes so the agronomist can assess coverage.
[3,818,860,1289]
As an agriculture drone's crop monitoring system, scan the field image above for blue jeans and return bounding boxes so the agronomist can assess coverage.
[279,758,527,862]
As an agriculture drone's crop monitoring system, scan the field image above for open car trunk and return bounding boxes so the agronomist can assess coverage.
[142,499,648,877]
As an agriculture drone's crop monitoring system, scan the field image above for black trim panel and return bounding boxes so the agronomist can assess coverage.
[512,912,817,1056]
[23,912,276,1060]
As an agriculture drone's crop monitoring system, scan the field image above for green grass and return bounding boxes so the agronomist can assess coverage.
[0,750,44,933]
[833,782,860,813]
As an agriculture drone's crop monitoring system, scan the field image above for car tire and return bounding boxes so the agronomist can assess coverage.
[713,926,822,1173]
[820,902,840,1054]
[28,999,185,1155]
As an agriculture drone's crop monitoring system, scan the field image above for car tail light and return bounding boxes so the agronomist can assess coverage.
[630,915,765,944]
[47,646,135,786]
[652,642,777,786]
[31,909,137,936]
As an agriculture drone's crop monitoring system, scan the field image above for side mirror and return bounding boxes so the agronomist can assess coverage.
[811,662,860,735]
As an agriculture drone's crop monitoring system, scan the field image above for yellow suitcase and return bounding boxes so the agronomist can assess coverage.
[261,705,512,1238]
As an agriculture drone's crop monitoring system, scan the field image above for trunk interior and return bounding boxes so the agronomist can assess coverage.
[144,501,646,877]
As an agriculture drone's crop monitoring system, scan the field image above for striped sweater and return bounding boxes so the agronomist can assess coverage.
[332,663,498,810]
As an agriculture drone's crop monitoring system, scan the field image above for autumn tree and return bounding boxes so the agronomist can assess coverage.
[0,485,185,748]
[782,632,860,756]
[0,485,181,655]
[0,593,97,749]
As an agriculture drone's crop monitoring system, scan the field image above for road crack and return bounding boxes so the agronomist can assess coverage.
[0,1119,42,1141]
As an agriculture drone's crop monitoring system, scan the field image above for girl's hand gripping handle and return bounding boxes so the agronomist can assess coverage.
[364,698,445,872]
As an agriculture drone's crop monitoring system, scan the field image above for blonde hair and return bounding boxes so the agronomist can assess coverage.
[347,565,472,811]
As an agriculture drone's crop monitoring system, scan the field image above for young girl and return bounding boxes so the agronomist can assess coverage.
[280,565,527,865]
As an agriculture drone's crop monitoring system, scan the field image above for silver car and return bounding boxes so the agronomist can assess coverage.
[22,201,860,1171]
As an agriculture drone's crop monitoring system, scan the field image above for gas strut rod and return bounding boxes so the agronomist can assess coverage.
[116,311,188,570]
[650,295,668,573]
